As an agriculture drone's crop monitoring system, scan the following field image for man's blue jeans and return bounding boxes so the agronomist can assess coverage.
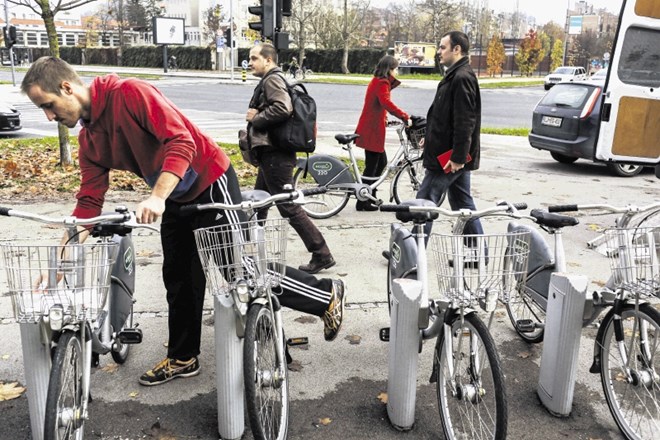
[416,168,484,239]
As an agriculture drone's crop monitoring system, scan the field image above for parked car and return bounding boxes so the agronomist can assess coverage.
[0,103,21,132]
[543,66,588,90]
[590,68,609,81]
[528,80,643,177]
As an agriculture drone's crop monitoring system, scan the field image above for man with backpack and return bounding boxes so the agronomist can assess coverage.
[245,43,336,274]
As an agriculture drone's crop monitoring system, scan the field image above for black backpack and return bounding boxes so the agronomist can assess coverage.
[269,74,317,153]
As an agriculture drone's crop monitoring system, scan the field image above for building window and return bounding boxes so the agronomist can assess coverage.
[66,34,75,46]
[27,32,38,46]
[618,26,660,87]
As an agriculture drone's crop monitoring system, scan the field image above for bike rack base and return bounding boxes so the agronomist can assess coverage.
[214,294,244,440]
[538,273,588,417]
[20,322,51,440]
[387,278,423,431]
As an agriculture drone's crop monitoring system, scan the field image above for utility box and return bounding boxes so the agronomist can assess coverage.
[387,278,423,431]
[537,273,588,417]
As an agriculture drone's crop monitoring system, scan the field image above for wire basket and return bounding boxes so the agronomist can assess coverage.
[431,231,531,308]
[604,227,660,298]
[406,126,426,150]
[193,218,289,295]
[0,242,118,324]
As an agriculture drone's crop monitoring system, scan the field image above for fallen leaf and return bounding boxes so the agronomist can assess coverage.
[294,315,317,324]
[137,250,155,257]
[1,354,9,360]
[0,382,26,401]
[345,334,361,345]
[129,391,139,398]
[318,417,332,426]
[101,363,119,373]
[518,351,531,359]
[377,392,388,404]
[288,360,303,372]
[587,223,604,232]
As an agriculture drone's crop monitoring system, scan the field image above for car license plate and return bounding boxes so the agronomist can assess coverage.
[541,116,562,127]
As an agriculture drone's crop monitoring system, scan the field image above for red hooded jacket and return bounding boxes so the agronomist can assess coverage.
[73,75,230,218]
[354,75,409,153]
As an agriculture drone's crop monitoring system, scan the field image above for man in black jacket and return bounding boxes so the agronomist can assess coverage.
[418,31,484,237]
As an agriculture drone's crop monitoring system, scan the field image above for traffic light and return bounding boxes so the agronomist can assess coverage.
[248,0,274,39]
[224,28,232,47]
[276,0,292,29]
[3,25,17,49]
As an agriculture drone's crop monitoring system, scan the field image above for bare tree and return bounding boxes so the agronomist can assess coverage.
[336,0,370,74]
[9,0,99,166]
[420,0,461,44]
[290,0,321,64]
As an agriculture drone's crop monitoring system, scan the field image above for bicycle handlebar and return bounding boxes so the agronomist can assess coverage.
[0,206,159,232]
[379,200,527,219]
[548,202,660,215]
[181,188,326,214]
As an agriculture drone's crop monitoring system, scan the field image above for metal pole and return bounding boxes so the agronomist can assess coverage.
[230,0,234,81]
[163,44,168,73]
[4,0,16,86]
[563,0,570,65]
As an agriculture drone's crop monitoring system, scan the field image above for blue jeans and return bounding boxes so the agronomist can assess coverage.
[416,168,484,239]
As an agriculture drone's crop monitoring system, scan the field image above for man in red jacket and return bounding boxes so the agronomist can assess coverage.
[21,57,346,386]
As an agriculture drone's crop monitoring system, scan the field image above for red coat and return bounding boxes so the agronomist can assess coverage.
[354,76,409,153]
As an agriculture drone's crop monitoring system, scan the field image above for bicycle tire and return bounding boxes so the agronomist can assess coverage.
[435,312,508,440]
[244,303,289,440]
[110,321,131,364]
[44,331,85,440]
[505,283,546,343]
[293,166,350,219]
[599,302,660,440]
[392,157,425,204]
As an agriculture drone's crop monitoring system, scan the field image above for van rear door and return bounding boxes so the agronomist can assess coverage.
[594,0,660,166]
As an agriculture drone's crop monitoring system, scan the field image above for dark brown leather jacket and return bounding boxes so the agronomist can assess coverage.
[248,67,293,148]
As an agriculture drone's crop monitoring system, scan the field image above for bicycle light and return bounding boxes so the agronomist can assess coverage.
[236,279,250,303]
[48,305,64,331]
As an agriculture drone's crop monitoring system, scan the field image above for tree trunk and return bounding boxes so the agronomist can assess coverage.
[39,1,73,167]
[341,0,349,74]
[342,45,349,74]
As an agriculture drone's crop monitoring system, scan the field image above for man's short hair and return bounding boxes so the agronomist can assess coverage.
[443,31,470,56]
[20,56,84,95]
[256,43,278,64]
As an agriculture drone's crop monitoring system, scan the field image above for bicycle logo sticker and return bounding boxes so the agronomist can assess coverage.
[391,242,402,264]
[312,161,332,175]
[124,247,134,275]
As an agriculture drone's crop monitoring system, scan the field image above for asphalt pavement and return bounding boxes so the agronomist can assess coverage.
[1,67,657,439]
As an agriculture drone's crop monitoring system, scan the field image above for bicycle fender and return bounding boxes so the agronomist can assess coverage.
[429,307,479,383]
[589,306,616,374]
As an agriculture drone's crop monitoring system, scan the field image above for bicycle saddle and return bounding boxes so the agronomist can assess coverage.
[241,190,271,202]
[396,199,439,223]
[531,209,579,228]
[335,133,360,145]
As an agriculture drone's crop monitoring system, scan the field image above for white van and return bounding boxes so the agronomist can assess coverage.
[594,0,660,177]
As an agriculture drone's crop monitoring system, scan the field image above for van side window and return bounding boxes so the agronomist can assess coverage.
[617,26,660,87]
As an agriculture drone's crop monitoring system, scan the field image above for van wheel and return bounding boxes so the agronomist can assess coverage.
[550,152,578,164]
[544,84,551,90]
[606,163,643,177]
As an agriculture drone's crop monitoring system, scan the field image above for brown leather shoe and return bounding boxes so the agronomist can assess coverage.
[298,256,336,274]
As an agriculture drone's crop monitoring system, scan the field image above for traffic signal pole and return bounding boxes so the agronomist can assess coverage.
[4,0,16,86]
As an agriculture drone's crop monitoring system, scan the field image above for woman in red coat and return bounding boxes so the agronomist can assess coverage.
[354,55,410,211]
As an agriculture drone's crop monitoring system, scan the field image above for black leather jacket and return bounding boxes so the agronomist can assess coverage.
[422,57,481,172]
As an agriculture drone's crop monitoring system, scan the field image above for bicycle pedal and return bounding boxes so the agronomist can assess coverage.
[286,337,309,346]
[379,327,390,342]
[117,328,143,344]
[516,319,537,333]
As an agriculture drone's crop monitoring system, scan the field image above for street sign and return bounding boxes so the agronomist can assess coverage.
[569,16,583,35]
[241,60,249,69]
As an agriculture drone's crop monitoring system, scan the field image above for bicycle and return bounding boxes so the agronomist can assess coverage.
[380,200,532,439]
[0,206,156,440]
[509,202,660,440]
[292,116,427,219]
[182,188,323,440]
[167,55,178,71]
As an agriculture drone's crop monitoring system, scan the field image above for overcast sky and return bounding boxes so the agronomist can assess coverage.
[372,0,624,25]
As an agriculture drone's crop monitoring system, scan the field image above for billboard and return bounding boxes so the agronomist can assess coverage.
[394,42,437,68]
[568,16,583,35]
[153,17,185,45]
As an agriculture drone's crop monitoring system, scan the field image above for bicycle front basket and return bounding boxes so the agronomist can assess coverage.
[406,126,426,150]
[431,231,531,307]
[604,226,660,298]
[0,242,118,324]
[193,218,289,295]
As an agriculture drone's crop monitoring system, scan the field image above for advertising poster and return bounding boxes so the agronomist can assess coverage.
[394,42,437,68]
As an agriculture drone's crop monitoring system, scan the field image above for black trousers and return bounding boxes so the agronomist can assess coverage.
[161,165,333,360]
[255,149,331,260]
[363,150,388,179]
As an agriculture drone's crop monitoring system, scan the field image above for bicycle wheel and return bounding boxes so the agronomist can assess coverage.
[435,312,508,440]
[392,157,425,204]
[244,303,289,440]
[293,166,350,219]
[599,302,660,440]
[110,321,131,364]
[505,282,546,344]
[44,331,85,440]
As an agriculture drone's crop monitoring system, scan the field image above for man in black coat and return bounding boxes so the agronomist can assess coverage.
[418,30,484,237]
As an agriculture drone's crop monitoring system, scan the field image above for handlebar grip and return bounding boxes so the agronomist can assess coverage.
[180,204,201,214]
[513,203,527,210]
[379,204,410,212]
[301,187,327,196]
[0,207,10,216]
[548,204,578,213]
